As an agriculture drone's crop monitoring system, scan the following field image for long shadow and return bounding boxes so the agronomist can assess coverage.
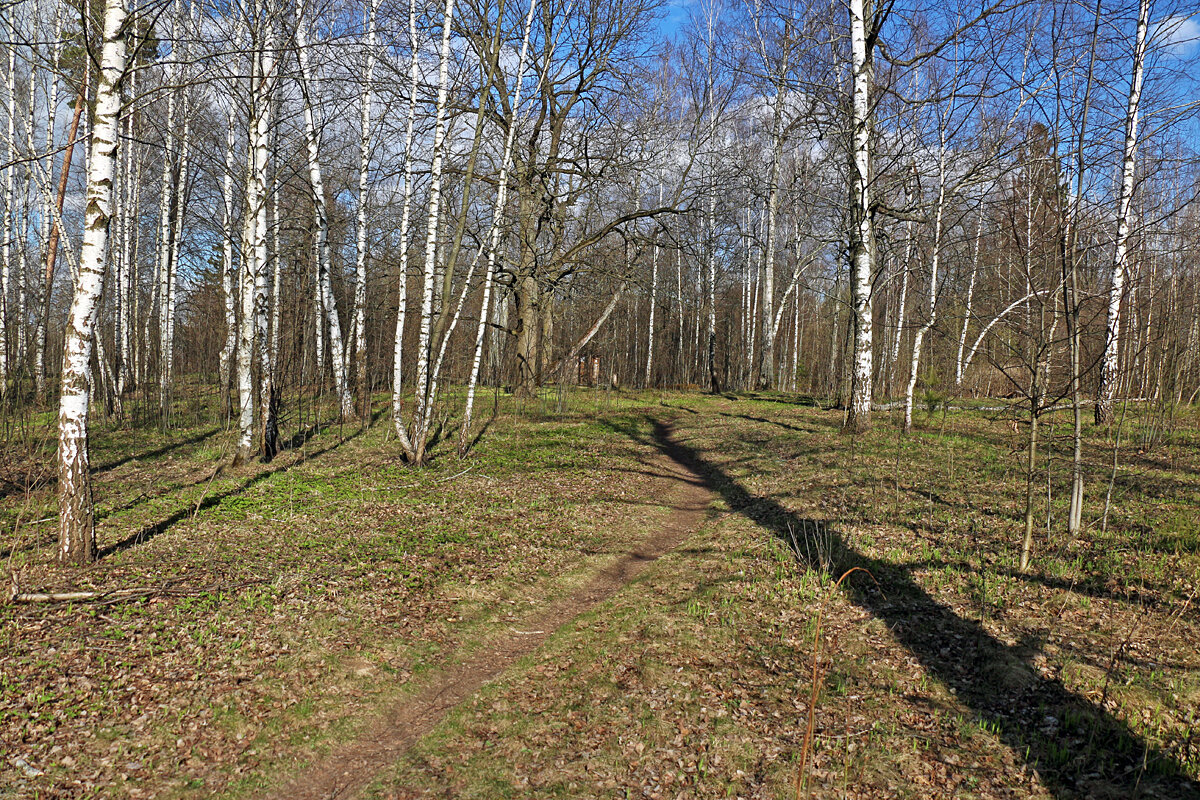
[720,391,823,407]
[98,427,359,560]
[636,416,1200,800]
[898,556,1176,611]
[715,410,819,434]
[92,426,223,474]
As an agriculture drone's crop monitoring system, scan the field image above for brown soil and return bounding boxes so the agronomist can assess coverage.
[269,428,712,800]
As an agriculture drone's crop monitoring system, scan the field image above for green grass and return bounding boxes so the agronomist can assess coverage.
[2,390,1198,798]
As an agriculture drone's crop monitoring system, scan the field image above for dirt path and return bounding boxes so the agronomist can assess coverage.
[270,429,711,800]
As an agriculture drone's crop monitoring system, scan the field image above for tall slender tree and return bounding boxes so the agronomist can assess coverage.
[57,0,129,564]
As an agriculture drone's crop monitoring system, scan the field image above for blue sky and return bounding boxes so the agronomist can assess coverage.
[657,0,695,41]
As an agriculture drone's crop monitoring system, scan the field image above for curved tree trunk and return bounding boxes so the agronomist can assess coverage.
[461,0,538,453]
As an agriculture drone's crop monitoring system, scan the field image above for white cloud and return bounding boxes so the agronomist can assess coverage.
[1152,14,1199,58]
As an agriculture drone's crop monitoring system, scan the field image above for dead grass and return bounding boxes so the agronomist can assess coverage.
[3,391,1198,799]
[361,394,1200,799]
[0,395,668,798]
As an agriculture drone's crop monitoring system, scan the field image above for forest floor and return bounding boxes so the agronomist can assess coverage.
[2,390,1199,799]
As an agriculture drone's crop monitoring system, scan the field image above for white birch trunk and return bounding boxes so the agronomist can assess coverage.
[260,78,280,460]
[296,3,352,419]
[845,0,874,431]
[116,68,137,394]
[1096,0,1149,425]
[163,73,192,425]
[353,0,378,423]
[758,81,788,390]
[704,6,719,393]
[644,179,662,388]
[740,213,749,382]
[57,0,127,564]
[315,250,325,382]
[954,211,983,389]
[888,211,912,395]
[961,291,1042,377]
[235,11,274,465]
[155,0,182,425]
[412,0,458,464]
[706,196,718,393]
[677,249,684,382]
[1,26,14,391]
[748,228,759,379]
[269,132,282,369]
[461,0,538,453]
[33,8,62,397]
[219,91,239,416]
[791,287,801,390]
[904,148,947,433]
[19,46,36,371]
[390,0,420,458]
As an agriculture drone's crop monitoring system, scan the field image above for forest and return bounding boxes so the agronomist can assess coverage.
[1,0,1199,795]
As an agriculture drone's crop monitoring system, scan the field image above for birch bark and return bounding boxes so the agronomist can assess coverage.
[33,6,62,397]
[296,3,352,419]
[218,79,239,418]
[2,17,15,391]
[411,0,459,464]
[758,79,788,390]
[156,0,182,426]
[1096,0,1149,425]
[260,82,280,460]
[234,5,275,464]
[57,0,127,564]
[116,68,136,394]
[903,147,946,433]
[390,0,420,458]
[644,180,662,388]
[353,0,379,424]
[954,211,983,389]
[461,0,539,453]
[844,0,874,431]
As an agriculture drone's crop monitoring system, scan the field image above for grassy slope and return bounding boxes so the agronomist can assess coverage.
[2,391,1198,799]
[369,394,1200,799]
[1,393,667,798]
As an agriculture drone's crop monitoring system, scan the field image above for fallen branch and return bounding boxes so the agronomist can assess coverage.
[8,579,267,605]
[11,587,155,604]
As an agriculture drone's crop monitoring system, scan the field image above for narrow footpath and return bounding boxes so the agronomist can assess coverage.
[270,427,713,800]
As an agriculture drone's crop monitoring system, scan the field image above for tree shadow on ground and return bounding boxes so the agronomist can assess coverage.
[714,410,821,434]
[92,426,224,474]
[897,556,1176,612]
[629,415,1200,800]
[98,425,363,560]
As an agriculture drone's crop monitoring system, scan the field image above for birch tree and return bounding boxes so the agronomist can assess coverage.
[234,1,277,465]
[295,0,352,420]
[409,0,458,465]
[746,5,799,391]
[353,0,379,425]
[644,181,662,388]
[218,67,240,419]
[461,0,539,453]
[1,9,15,394]
[57,0,128,564]
[1096,0,1150,425]
[903,144,947,433]
[390,0,420,457]
[844,0,875,431]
